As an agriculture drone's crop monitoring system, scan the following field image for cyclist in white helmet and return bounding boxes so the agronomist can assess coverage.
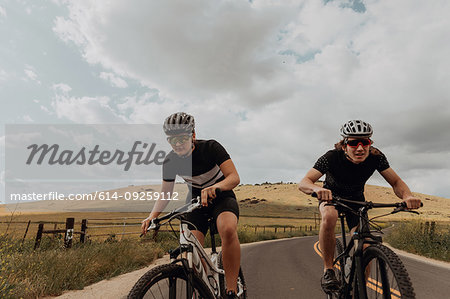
[141,112,242,299]
[298,120,421,291]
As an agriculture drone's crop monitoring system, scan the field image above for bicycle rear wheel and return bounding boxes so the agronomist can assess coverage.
[361,244,415,299]
[127,263,214,299]
[218,251,248,298]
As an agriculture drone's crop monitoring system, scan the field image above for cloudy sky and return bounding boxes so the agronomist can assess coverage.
[1,0,450,201]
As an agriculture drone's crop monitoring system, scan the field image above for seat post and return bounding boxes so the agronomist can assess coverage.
[340,213,347,250]
[209,219,217,254]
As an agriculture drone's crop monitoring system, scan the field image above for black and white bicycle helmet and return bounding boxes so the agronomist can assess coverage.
[163,112,195,136]
[340,120,373,138]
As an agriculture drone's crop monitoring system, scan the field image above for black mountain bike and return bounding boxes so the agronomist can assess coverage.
[128,194,247,299]
[313,193,421,299]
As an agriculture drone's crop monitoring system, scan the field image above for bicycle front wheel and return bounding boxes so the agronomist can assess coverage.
[361,244,415,299]
[334,238,345,284]
[127,263,214,299]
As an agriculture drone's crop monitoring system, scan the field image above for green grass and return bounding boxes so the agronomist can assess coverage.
[0,225,318,299]
[385,221,450,262]
[0,234,177,299]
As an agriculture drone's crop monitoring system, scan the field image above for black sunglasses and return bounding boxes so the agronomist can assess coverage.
[167,134,192,146]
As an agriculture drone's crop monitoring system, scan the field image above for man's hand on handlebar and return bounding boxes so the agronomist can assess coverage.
[141,217,152,236]
[313,188,333,201]
[200,186,220,207]
[403,196,422,209]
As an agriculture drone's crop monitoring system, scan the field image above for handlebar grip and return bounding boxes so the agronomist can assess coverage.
[311,192,318,198]
[400,201,424,208]
[149,218,159,230]
[215,188,222,195]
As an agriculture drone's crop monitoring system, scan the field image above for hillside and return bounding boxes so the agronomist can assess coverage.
[1,183,448,223]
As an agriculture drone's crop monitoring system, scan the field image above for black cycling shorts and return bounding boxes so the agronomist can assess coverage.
[184,190,239,235]
[319,200,360,230]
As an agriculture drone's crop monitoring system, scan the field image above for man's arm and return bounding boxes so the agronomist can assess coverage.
[200,159,240,206]
[380,167,421,209]
[141,180,175,235]
[298,168,332,201]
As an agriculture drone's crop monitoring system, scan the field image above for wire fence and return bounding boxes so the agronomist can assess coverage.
[1,214,322,250]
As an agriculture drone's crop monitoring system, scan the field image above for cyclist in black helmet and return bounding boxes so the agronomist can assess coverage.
[298,120,421,291]
[141,112,242,299]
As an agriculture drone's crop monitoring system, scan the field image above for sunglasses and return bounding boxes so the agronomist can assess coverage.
[346,139,372,147]
[167,135,192,146]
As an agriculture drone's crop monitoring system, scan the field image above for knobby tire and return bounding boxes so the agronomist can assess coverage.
[360,244,415,299]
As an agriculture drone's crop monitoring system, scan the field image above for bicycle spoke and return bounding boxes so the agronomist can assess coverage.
[157,277,164,298]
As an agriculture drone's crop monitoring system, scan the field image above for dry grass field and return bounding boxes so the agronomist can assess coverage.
[235,182,450,222]
[1,182,448,239]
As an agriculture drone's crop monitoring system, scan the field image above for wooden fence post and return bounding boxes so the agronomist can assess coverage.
[275,227,277,233]
[34,223,44,250]
[80,219,87,243]
[64,218,75,248]
[430,221,436,236]
[22,220,31,245]
[314,213,317,229]
[53,223,58,238]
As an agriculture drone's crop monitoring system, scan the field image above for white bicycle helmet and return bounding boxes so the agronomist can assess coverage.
[340,120,373,138]
[163,112,195,136]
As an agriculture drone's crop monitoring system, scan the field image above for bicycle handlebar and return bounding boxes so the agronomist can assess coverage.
[310,192,422,210]
[146,188,222,233]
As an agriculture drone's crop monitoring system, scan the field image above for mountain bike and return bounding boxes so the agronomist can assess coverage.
[128,192,247,299]
[313,193,421,299]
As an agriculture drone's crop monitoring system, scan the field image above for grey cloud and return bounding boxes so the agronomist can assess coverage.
[31,0,450,197]
[53,0,296,105]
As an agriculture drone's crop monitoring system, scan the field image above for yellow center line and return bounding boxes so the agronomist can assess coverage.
[367,277,401,298]
[313,241,341,271]
[366,280,401,299]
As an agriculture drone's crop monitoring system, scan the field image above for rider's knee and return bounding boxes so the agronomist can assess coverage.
[218,224,238,242]
[321,211,338,229]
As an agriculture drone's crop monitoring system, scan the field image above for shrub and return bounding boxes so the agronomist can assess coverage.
[385,221,450,262]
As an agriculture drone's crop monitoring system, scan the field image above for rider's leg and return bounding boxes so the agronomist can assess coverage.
[191,230,208,271]
[191,230,205,246]
[216,211,240,293]
[319,202,339,271]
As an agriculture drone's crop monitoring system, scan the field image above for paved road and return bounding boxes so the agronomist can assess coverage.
[241,236,450,299]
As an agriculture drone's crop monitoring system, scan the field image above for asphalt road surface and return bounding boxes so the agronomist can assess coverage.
[241,236,450,299]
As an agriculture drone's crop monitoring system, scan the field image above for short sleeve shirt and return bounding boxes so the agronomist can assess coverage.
[313,148,390,201]
[163,139,230,196]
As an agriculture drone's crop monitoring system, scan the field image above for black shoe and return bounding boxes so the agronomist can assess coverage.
[224,290,238,299]
[321,269,340,292]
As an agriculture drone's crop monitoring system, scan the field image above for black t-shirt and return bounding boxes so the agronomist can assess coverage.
[313,148,390,201]
[163,139,231,196]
